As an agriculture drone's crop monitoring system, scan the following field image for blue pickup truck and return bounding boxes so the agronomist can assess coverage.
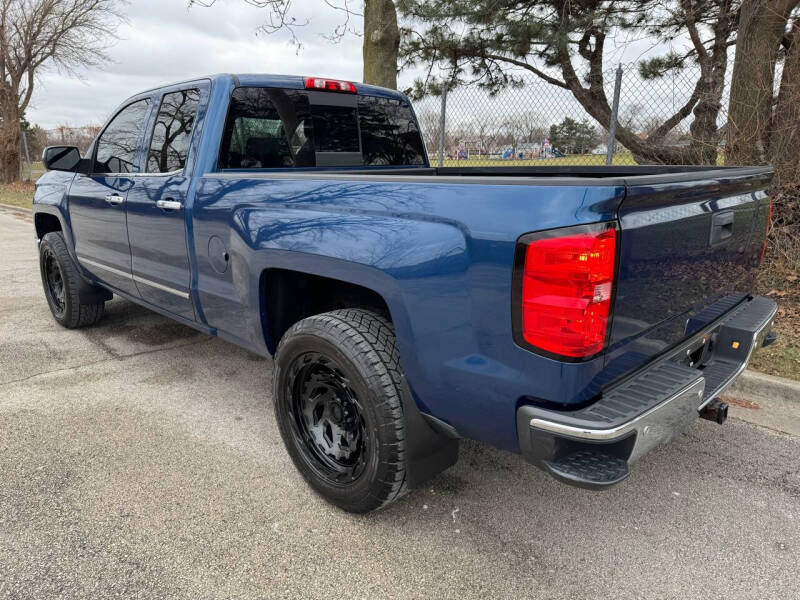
[33,74,777,512]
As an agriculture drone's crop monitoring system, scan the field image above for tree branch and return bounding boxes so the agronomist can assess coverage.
[681,0,711,68]
[483,53,568,88]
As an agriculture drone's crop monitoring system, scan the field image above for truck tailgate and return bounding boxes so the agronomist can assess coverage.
[607,167,773,372]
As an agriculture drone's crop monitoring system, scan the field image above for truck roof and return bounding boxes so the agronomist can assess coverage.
[135,73,408,102]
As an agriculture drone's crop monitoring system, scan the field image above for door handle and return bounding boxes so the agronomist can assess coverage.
[105,194,124,206]
[156,199,183,211]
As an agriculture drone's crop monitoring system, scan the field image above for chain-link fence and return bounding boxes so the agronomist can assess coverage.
[414,62,734,167]
[19,62,736,178]
[19,125,100,181]
[18,129,40,181]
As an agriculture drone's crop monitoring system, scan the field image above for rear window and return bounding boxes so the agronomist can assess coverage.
[358,96,426,166]
[312,105,360,154]
[218,87,425,169]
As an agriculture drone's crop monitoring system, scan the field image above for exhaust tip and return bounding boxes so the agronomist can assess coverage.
[700,398,728,425]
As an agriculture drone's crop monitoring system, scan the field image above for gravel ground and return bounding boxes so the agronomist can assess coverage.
[1,209,798,600]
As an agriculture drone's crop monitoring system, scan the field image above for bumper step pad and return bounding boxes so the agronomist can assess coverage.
[559,361,701,428]
[546,450,629,488]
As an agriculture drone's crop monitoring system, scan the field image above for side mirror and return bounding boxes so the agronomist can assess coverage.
[42,146,89,174]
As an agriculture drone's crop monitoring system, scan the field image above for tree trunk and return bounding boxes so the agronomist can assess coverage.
[686,62,727,165]
[726,0,798,165]
[362,0,399,89]
[0,101,21,184]
[770,20,800,186]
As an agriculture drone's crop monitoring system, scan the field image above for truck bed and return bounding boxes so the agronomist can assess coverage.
[197,164,772,441]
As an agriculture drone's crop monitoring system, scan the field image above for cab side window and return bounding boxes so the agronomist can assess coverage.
[94,99,151,174]
[147,89,201,173]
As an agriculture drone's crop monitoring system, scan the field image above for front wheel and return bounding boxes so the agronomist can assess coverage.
[273,309,407,513]
[39,232,106,328]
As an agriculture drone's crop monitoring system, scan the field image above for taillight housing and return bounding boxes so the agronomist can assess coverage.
[304,77,357,93]
[512,222,618,360]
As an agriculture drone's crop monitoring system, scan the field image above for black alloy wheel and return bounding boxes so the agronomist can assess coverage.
[286,352,370,484]
[42,245,66,317]
[273,309,407,513]
[38,231,107,328]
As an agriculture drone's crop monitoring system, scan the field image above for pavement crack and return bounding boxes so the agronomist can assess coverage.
[0,338,211,388]
[729,415,799,438]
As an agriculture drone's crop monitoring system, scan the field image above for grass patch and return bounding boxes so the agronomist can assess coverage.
[0,182,34,209]
[440,152,637,167]
[19,161,45,182]
[754,225,800,381]
[750,291,800,381]
[437,152,730,167]
[750,330,800,381]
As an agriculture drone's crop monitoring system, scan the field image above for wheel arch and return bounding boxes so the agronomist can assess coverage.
[259,267,394,354]
[34,212,63,240]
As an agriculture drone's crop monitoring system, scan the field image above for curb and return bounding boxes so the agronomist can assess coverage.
[727,369,800,403]
[0,202,32,216]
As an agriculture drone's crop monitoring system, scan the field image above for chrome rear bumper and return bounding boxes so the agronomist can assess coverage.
[517,295,777,489]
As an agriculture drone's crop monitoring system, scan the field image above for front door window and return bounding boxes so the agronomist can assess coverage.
[93,99,151,174]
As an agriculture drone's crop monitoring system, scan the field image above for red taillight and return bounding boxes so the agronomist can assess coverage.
[304,77,357,93]
[515,224,617,359]
[759,196,773,265]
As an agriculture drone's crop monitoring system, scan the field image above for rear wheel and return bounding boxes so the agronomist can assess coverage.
[273,309,407,513]
[39,232,106,328]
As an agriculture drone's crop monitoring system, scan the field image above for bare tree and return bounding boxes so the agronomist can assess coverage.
[189,0,400,89]
[0,0,126,183]
[415,108,440,152]
[513,111,549,144]
[45,123,100,154]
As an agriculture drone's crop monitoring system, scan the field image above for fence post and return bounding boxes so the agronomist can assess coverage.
[606,64,623,166]
[21,130,32,181]
[437,82,448,168]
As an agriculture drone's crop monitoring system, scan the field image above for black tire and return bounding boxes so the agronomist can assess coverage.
[39,232,106,329]
[273,309,407,513]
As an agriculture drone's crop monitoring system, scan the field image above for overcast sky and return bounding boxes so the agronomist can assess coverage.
[27,0,676,130]
[27,0,371,128]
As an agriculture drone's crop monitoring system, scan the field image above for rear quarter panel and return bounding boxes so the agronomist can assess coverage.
[191,175,624,450]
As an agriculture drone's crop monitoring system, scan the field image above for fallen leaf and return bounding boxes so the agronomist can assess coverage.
[721,396,761,410]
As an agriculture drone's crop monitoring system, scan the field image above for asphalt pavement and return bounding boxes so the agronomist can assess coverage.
[0,209,798,599]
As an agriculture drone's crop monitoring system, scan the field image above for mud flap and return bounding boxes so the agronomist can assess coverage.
[399,379,459,488]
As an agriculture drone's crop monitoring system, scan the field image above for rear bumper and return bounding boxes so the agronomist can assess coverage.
[517,295,777,489]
